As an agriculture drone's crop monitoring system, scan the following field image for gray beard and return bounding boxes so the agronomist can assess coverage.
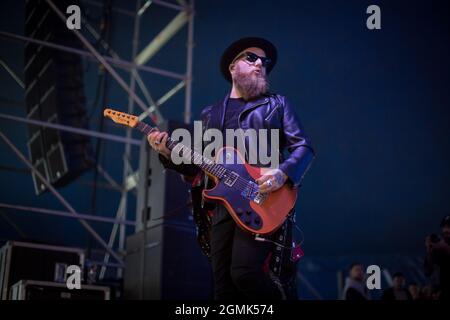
[233,70,269,101]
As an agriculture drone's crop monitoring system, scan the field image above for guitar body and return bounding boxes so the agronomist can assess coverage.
[202,147,297,235]
[103,108,297,236]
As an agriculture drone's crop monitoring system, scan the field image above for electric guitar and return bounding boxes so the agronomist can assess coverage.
[104,108,297,235]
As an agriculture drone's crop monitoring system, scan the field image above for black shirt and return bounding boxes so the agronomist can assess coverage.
[223,97,246,132]
[212,97,246,224]
[223,97,246,148]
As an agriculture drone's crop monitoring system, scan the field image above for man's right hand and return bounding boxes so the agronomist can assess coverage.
[147,130,171,159]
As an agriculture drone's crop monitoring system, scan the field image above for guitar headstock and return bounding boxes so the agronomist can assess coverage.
[104,108,139,128]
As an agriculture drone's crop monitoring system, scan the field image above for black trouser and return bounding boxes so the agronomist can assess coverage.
[210,205,288,300]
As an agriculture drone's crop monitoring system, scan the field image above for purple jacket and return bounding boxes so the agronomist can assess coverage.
[161,93,315,188]
[159,93,315,257]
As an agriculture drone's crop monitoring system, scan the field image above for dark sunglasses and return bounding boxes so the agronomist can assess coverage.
[234,51,272,68]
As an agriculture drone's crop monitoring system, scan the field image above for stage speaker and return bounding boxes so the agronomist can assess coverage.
[135,120,199,232]
[10,280,110,300]
[24,0,93,195]
[124,225,213,300]
[0,241,85,300]
[124,120,213,299]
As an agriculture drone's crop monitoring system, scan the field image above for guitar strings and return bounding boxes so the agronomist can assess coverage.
[138,122,265,197]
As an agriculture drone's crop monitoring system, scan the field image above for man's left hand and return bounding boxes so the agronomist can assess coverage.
[256,169,288,194]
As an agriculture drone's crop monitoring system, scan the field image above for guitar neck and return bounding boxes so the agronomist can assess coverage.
[135,121,227,179]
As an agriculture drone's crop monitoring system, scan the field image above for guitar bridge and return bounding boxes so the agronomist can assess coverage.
[253,192,267,205]
[242,182,267,204]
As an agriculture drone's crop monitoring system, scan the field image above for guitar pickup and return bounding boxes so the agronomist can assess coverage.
[224,172,238,187]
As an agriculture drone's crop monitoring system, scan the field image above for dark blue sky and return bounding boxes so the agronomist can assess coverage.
[0,0,449,257]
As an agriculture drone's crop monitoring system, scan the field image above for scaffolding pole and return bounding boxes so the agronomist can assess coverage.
[0,0,196,281]
[0,112,141,146]
[0,202,136,226]
[0,31,184,81]
[184,0,194,123]
[81,17,163,121]
[100,0,143,280]
[0,130,124,266]
[47,0,162,124]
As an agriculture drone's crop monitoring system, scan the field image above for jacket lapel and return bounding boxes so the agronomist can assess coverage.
[208,94,269,131]
[241,95,269,114]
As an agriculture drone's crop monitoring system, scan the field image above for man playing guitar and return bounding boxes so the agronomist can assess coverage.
[147,37,315,300]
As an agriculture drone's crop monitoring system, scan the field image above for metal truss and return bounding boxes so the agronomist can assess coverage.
[0,0,195,279]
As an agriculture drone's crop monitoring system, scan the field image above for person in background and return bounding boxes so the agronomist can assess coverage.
[419,285,432,300]
[424,215,450,300]
[342,263,370,300]
[381,272,412,300]
[408,282,421,300]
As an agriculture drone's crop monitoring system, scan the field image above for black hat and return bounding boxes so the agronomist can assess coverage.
[441,215,450,227]
[220,37,278,82]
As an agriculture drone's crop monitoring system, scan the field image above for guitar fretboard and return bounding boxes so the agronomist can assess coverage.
[136,121,228,179]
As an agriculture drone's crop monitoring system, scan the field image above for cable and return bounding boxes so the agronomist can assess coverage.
[255,216,305,248]
[255,236,293,249]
